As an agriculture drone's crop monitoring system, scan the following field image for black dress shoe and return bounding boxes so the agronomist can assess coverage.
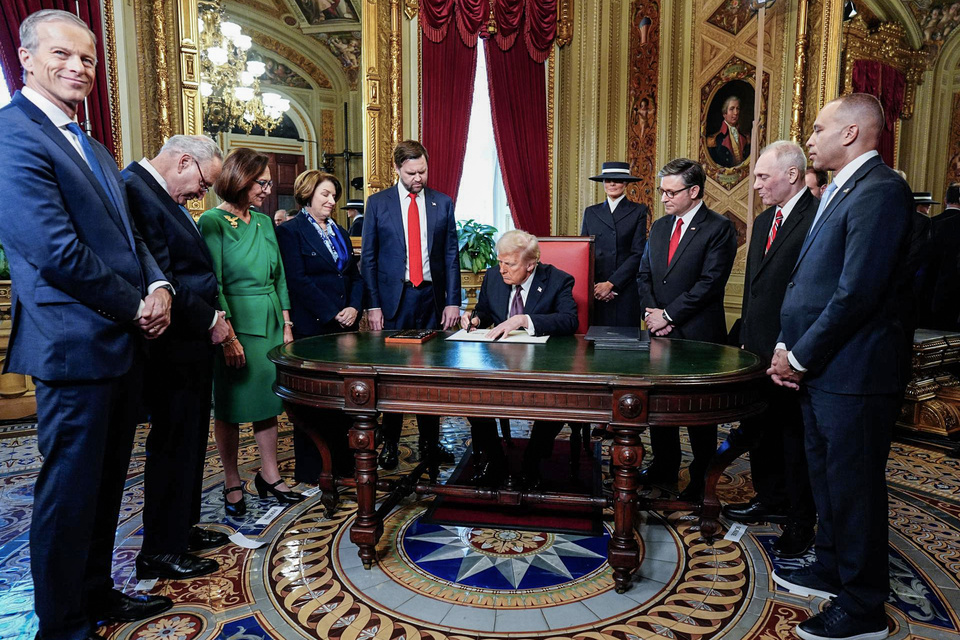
[723,499,789,524]
[796,603,888,640]
[378,441,399,470]
[88,589,173,624]
[255,472,304,503]
[773,524,816,558]
[638,466,677,485]
[187,526,230,552]
[136,552,219,580]
[772,566,840,599]
[224,485,246,517]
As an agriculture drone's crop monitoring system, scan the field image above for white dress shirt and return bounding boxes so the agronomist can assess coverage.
[607,194,626,214]
[398,182,432,283]
[508,266,538,336]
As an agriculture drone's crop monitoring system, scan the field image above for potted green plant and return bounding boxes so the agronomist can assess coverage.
[457,219,497,309]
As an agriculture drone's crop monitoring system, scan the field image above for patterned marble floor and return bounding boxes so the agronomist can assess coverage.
[1,416,959,640]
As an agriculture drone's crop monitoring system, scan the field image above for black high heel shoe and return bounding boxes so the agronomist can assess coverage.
[254,472,304,504]
[224,485,246,517]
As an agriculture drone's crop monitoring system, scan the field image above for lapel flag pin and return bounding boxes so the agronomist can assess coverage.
[537,286,543,292]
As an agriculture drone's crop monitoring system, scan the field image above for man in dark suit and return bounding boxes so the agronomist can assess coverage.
[122,135,231,581]
[769,94,911,640]
[927,184,960,331]
[361,140,461,469]
[0,11,174,640]
[708,96,751,168]
[722,141,816,558]
[637,158,737,501]
[460,230,579,488]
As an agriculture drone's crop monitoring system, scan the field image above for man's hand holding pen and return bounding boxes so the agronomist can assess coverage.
[460,309,479,332]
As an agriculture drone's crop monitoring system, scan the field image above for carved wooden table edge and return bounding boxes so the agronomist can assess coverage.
[271,343,767,594]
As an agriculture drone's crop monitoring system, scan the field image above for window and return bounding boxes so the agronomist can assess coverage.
[455,40,514,239]
[0,60,10,109]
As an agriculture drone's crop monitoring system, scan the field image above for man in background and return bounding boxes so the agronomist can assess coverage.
[0,10,174,639]
[361,140,461,469]
[343,198,365,236]
[804,167,828,198]
[928,183,960,331]
[123,135,231,582]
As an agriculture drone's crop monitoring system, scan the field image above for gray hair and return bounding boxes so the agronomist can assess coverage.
[722,95,741,113]
[20,10,98,82]
[496,229,540,263]
[159,135,223,164]
[759,140,806,173]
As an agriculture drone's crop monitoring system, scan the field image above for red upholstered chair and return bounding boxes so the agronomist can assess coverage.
[536,236,594,334]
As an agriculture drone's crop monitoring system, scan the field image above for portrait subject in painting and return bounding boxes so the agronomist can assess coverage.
[706,87,753,168]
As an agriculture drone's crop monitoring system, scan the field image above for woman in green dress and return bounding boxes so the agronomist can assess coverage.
[199,147,302,517]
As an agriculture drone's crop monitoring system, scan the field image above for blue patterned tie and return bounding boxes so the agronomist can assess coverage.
[807,181,838,237]
[66,122,136,250]
[180,205,199,230]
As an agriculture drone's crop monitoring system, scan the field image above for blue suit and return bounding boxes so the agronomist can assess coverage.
[0,92,164,640]
[359,184,461,456]
[779,155,911,619]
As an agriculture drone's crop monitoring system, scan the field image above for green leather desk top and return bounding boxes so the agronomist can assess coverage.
[273,331,764,382]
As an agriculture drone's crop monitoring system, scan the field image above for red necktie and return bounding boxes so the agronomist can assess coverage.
[667,218,683,265]
[407,193,423,286]
[765,206,783,254]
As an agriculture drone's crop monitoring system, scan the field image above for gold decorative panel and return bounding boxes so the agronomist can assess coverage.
[626,0,660,223]
[321,109,336,156]
[250,33,333,88]
[949,92,960,184]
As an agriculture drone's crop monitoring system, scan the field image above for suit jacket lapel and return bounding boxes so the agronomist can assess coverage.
[595,202,616,230]
[298,213,337,269]
[665,206,708,276]
[748,207,774,281]
[612,199,635,226]
[424,188,438,257]
[523,267,549,314]
[386,185,406,247]
[129,162,204,243]
[754,191,812,279]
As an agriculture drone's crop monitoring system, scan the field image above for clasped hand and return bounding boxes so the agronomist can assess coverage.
[644,307,673,336]
[594,281,616,302]
[335,306,358,328]
[767,348,803,390]
[139,288,172,339]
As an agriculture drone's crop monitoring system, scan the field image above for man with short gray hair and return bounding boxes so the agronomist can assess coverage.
[122,135,230,582]
[723,141,817,558]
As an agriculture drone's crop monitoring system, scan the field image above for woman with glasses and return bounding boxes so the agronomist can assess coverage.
[275,170,363,483]
[198,147,302,517]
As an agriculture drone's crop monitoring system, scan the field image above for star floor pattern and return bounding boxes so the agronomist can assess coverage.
[1,417,959,640]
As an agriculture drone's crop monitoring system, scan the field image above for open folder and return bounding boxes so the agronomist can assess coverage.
[446,329,550,344]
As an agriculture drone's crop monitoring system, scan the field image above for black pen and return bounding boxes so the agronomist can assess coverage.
[467,308,478,332]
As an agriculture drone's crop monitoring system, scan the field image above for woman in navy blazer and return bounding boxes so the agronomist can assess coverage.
[276,170,363,481]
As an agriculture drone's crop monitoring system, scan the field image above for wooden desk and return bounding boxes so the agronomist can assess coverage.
[270,332,766,592]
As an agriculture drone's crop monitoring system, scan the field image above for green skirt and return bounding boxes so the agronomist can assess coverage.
[212,328,284,423]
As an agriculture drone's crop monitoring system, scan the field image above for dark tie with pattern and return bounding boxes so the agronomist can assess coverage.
[765,206,783,254]
[509,285,525,317]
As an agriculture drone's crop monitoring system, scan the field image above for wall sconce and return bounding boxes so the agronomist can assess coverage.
[843,0,857,21]
[638,17,651,45]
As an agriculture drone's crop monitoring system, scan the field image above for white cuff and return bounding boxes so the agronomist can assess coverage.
[209,311,219,330]
[525,315,535,336]
[786,351,807,372]
[147,280,174,295]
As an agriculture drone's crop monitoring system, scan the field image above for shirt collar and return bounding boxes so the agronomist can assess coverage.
[397,181,423,202]
[778,187,807,221]
[138,157,169,193]
[607,194,626,212]
[518,265,538,294]
[22,86,78,130]
[832,150,880,190]
[675,200,703,227]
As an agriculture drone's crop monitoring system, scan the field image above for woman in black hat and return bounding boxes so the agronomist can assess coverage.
[582,161,649,326]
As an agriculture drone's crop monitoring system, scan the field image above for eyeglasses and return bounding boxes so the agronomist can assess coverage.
[254,179,274,190]
[193,159,211,194]
[657,185,693,199]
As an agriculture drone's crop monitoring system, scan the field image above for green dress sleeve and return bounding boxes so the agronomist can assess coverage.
[198,209,232,319]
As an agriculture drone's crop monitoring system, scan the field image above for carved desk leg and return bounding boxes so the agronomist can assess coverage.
[699,435,748,539]
[283,402,339,518]
[349,411,381,569]
[609,430,642,594]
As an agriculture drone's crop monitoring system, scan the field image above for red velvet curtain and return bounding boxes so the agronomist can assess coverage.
[851,59,906,167]
[0,0,116,156]
[419,0,556,61]
[486,38,550,236]
[421,31,477,204]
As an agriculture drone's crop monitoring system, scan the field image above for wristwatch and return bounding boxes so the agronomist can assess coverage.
[156,284,174,296]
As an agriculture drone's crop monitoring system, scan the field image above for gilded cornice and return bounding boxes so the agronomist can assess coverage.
[557,0,574,47]
[841,15,926,119]
[250,32,334,88]
[103,0,123,164]
[790,0,809,142]
[229,0,284,18]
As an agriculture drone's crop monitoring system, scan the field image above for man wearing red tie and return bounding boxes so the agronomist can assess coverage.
[723,141,817,558]
[637,158,737,500]
[361,141,461,469]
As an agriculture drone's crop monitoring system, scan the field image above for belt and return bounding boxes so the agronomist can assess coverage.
[403,280,432,290]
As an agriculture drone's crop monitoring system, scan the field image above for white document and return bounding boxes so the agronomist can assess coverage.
[229,532,268,549]
[446,329,549,344]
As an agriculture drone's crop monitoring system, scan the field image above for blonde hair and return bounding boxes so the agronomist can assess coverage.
[496,229,539,262]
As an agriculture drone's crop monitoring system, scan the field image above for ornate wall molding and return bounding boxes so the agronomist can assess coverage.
[178,0,201,138]
[790,0,809,142]
[363,0,400,193]
[103,0,123,164]
[250,32,334,88]
[625,0,660,222]
[135,0,178,155]
[557,0,574,47]
[841,15,927,120]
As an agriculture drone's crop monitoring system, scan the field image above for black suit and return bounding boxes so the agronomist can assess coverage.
[123,161,220,555]
[637,203,737,487]
[927,207,960,331]
[581,198,648,326]
[470,264,579,473]
[349,214,364,237]
[737,191,816,525]
[276,213,363,481]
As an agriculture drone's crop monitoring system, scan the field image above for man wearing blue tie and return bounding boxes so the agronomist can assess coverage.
[361,141,461,470]
[0,10,174,640]
[769,94,912,640]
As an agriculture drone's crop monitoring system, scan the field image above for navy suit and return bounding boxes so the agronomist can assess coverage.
[123,161,220,556]
[349,214,364,237]
[736,191,816,526]
[637,203,737,488]
[581,198,648,326]
[276,213,363,481]
[360,184,461,457]
[779,155,911,618]
[470,264,579,473]
[0,92,164,640]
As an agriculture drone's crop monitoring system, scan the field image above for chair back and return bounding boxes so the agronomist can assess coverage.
[536,236,594,334]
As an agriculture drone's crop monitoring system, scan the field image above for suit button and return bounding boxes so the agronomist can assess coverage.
[311,252,317,256]
[662,279,667,284]
[788,282,795,287]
